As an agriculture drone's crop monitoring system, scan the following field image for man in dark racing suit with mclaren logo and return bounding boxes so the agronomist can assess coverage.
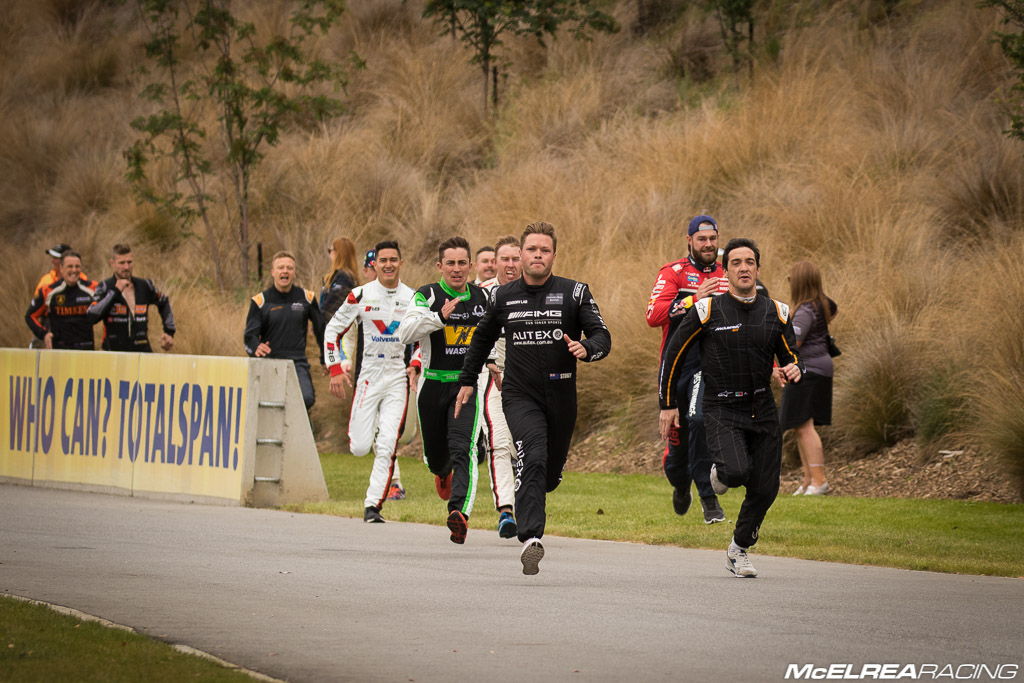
[658,238,801,579]
[398,236,489,546]
[457,221,611,575]
[88,243,175,352]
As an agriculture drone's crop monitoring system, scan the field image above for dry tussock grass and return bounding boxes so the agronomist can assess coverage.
[2,0,1022,468]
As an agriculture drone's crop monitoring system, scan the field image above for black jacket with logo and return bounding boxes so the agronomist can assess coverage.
[458,275,612,396]
[398,280,488,378]
[25,278,98,350]
[244,286,324,362]
[88,276,175,352]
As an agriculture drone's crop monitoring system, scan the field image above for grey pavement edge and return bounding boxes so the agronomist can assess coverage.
[1,484,1021,682]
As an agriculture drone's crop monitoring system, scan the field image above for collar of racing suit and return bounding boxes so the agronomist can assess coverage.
[687,254,718,273]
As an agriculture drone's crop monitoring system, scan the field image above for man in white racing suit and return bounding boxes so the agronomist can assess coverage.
[476,235,522,539]
[324,240,417,523]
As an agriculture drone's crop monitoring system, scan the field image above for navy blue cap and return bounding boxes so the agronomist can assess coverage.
[363,249,376,269]
[687,215,718,236]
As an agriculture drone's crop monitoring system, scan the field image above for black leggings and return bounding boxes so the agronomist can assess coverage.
[704,405,781,548]
[502,385,577,542]
[417,380,481,516]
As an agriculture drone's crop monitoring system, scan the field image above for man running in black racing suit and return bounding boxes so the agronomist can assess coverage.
[658,238,802,578]
[457,221,611,575]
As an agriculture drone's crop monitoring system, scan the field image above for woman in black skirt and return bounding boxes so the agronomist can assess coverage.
[779,261,837,495]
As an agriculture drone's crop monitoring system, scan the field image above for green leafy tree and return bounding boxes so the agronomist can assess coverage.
[125,0,349,286]
[985,0,1024,141]
[706,0,755,77]
[422,0,618,112]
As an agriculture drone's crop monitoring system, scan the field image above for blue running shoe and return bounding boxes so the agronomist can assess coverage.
[497,511,518,539]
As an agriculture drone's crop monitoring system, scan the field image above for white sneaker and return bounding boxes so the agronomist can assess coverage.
[804,482,831,496]
[793,484,806,495]
[710,464,728,495]
[726,545,758,578]
[520,538,545,575]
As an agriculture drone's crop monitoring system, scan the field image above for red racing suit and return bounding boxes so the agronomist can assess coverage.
[646,255,729,352]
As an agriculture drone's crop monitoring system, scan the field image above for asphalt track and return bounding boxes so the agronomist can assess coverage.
[2,484,1021,682]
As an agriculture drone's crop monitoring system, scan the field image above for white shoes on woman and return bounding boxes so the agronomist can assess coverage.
[794,482,830,495]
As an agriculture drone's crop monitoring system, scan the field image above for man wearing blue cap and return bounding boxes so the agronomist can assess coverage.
[645,215,729,524]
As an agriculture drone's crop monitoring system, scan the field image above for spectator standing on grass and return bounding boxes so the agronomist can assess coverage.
[457,222,612,575]
[398,237,489,546]
[25,251,97,350]
[324,241,417,523]
[646,215,729,525]
[779,261,837,496]
[320,237,359,323]
[659,238,802,578]
[475,235,523,540]
[244,251,325,410]
[88,243,175,352]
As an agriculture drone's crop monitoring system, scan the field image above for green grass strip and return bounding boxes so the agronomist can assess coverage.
[288,454,1024,578]
[0,596,255,682]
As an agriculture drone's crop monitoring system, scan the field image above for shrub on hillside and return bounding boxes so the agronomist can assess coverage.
[833,322,918,455]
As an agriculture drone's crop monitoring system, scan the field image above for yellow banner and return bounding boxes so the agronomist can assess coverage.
[2,350,249,502]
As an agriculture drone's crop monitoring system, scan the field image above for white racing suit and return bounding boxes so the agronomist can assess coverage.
[324,279,415,510]
[478,277,515,511]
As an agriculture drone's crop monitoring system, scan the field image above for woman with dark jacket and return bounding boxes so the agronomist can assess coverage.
[320,237,359,322]
[779,261,837,496]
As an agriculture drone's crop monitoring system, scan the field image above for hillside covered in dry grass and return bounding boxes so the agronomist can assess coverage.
[1,0,1021,496]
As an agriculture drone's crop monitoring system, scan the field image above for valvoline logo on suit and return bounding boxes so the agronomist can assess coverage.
[372,320,401,335]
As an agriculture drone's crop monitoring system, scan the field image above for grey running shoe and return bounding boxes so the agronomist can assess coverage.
[363,506,385,523]
[672,487,692,515]
[700,496,726,524]
[726,545,758,577]
[520,538,545,575]
[710,464,728,495]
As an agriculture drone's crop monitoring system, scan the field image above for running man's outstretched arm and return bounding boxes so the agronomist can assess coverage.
[658,300,708,410]
[397,289,443,345]
[324,288,362,373]
[575,283,611,362]
[773,301,803,383]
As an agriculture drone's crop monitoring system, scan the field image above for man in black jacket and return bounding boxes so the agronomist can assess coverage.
[658,238,802,578]
[88,244,175,352]
[26,250,97,350]
[244,251,325,410]
[457,221,611,575]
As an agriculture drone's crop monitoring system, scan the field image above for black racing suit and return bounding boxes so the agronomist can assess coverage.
[244,286,325,409]
[459,275,611,542]
[399,280,489,518]
[88,276,176,352]
[659,293,800,548]
[25,278,98,350]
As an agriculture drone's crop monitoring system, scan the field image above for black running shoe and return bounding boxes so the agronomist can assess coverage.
[363,506,385,523]
[447,510,468,544]
[672,487,692,516]
[700,496,726,524]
